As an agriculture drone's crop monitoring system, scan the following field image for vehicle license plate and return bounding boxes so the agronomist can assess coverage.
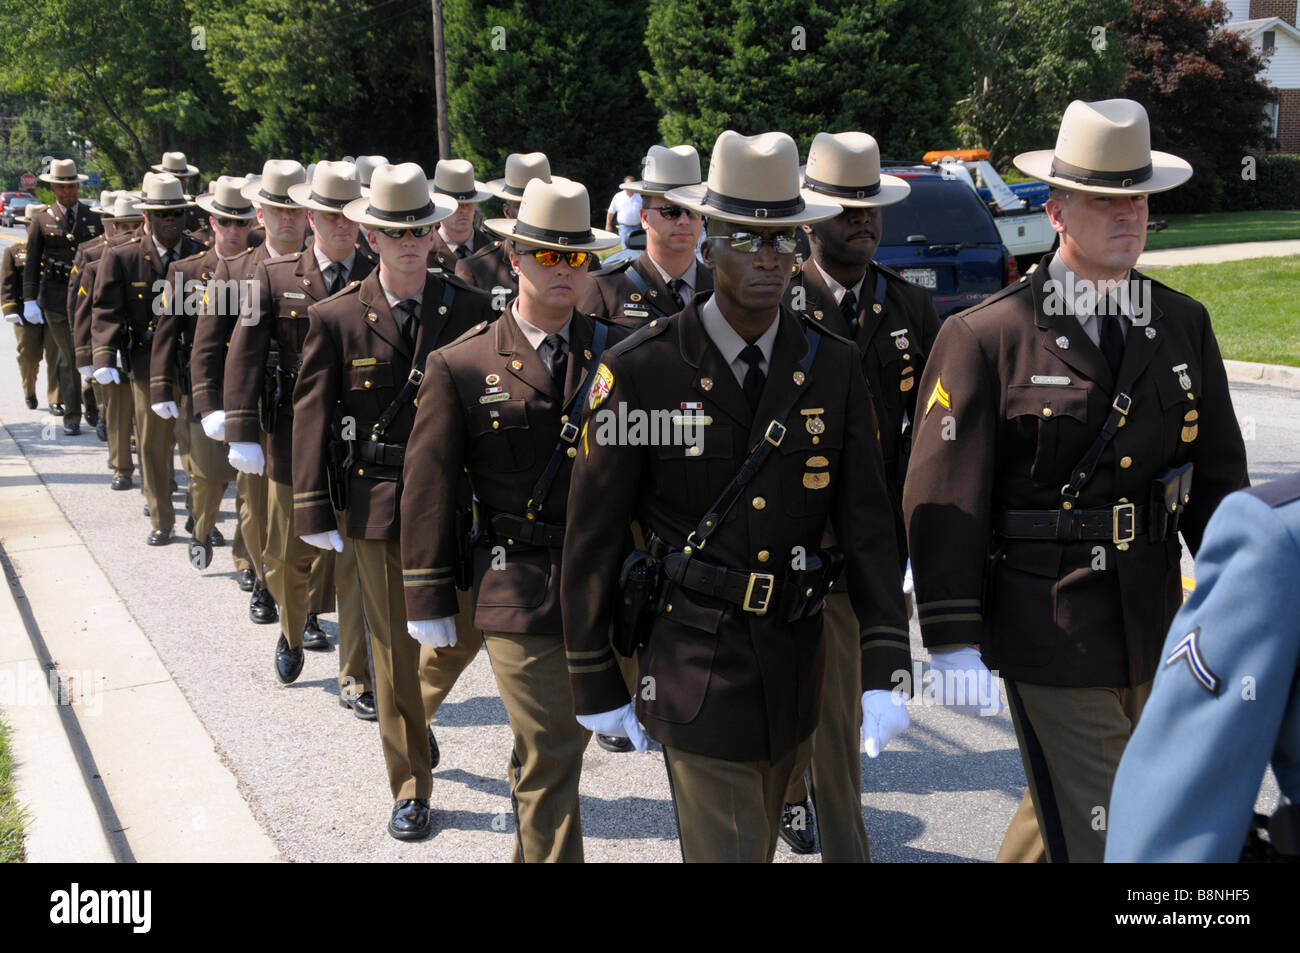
[900,268,937,289]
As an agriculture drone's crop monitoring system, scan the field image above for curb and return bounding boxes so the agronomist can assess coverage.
[1224,359,1300,391]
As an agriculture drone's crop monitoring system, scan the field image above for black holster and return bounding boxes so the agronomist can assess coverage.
[453,502,479,591]
[1149,462,1193,542]
[260,358,279,434]
[325,432,350,512]
[613,549,664,657]
[781,547,845,621]
[177,340,193,396]
[118,326,135,377]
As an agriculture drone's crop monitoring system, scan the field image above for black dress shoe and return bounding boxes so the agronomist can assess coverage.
[63,421,81,436]
[49,402,65,416]
[147,527,173,546]
[779,800,816,855]
[340,691,378,721]
[188,537,213,571]
[96,420,107,441]
[428,725,440,770]
[597,733,635,753]
[25,395,37,410]
[275,634,304,684]
[249,584,278,624]
[111,474,132,491]
[236,569,256,593]
[208,527,224,546]
[388,798,432,841]
[184,514,194,534]
[302,613,329,651]
[84,406,99,427]
[169,479,178,494]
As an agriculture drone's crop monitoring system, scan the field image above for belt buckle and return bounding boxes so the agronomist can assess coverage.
[742,573,775,615]
[1113,502,1136,545]
[764,421,786,447]
[560,421,579,443]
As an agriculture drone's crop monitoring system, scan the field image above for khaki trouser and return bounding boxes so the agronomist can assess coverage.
[996,791,1047,863]
[130,377,175,530]
[331,528,371,697]
[308,550,335,615]
[185,418,233,543]
[264,479,317,651]
[784,591,871,862]
[236,468,269,585]
[482,630,589,863]
[43,312,79,422]
[1005,679,1152,863]
[419,586,483,722]
[664,736,814,863]
[104,379,134,477]
[353,537,432,802]
[13,322,59,405]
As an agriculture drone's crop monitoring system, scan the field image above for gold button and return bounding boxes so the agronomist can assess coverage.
[1042,407,1052,417]
[812,436,820,445]
[363,379,372,389]
[757,550,770,563]
[357,468,365,476]
[290,310,297,317]
[752,497,766,510]
[1116,542,1130,551]
[560,415,569,424]
[1120,456,1132,469]
[492,420,499,430]
[666,603,673,613]
[1062,500,1073,510]
[566,447,576,458]
[1117,417,1126,428]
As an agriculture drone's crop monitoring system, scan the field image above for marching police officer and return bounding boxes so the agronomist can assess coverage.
[427,159,494,275]
[3,203,60,412]
[455,152,552,303]
[904,100,1250,863]
[68,189,120,442]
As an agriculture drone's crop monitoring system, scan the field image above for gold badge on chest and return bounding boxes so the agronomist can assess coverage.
[1181,408,1198,443]
[803,454,830,490]
[801,407,826,435]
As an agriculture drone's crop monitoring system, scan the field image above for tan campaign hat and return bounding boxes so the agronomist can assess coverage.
[344,162,457,230]
[666,131,841,227]
[196,176,257,219]
[39,158,89,184]
[429,158,490,204]
[137,172,196,211]
[151,151,200,177]
[484,176,619,252]
[1014,99,1193,196]
[20,202,48,224]
[485,152,552,202]
[91,190,121,217]
[241,160,307,209]
[624,144,702,197]
[353,155,390,189]
[110,195,145,222]
[288,161,366,213]
[802,132,911,208]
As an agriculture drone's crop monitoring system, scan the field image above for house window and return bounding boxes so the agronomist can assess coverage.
[1262,30,1275,52]
[1268,101,1280,138]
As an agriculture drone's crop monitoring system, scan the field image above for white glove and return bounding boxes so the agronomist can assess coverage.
[93,367,120,385]
[301,530,344,553]
[861,689,910,758]
[201,410,226,441]
[576,702,651,753]
[23,300,43,324]
[151,400,179,420]
[2,311,19,325]
[902,558,914,595]
[78,364,94,381]
[228,441,265,475]
[928,646,1005,717]
[407,617,458,648]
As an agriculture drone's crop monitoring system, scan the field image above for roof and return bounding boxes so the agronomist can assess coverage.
[1223,16,1300,44]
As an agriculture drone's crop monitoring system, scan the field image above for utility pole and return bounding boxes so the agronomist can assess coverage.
[431,0,451,159]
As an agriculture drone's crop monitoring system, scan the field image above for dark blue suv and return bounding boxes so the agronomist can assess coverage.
[875,165,1017,319]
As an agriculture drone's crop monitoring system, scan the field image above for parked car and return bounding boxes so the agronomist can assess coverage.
[0,195,35,227]
[0,190,34,213]
[875,163,1019,319]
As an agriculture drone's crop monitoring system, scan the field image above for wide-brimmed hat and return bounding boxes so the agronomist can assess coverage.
[196,176,257,220]
[1014,99,1192,196]
[484,176,619,253]
[39,158,89,184]
[19,202,48,224]
[91,190,121,217]
[429,159,490,204]
[353,155,389,188]
[241,160,307,209]
[665,130,841,227]
[802,131,910,208]
[288,161,366,214]
[624,144,702,196]
[151,151,199,177]
[110,195,145,222]
[344,162,457,230]
[138,172,196,211]
[485,152,551,202]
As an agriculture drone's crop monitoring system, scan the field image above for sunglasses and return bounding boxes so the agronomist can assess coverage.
[713,230,800,254]
[213,216,251,228]
[149,209,186,220]
[528,249,592,268]
[646,204,699,221]
[375,224,435,239]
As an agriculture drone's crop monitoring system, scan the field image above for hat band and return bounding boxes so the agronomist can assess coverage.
[310,190,352,209]
[704,188,804,219]
[257,189,295,204]
[211,199,254,216]
[803,174,881,200]
[368,200,436,223]
[434,185,479,201]
[512,220,593,246]
[639,177,696,191]
[145,196,189,207]
[500,183,527,198]
[1049,157,1153,189]
[47,175,80,182]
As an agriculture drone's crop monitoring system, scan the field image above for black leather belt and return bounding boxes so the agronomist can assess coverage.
[488,511,565,549]
[663,552,778,615]
[998,503,1147,544]
[353,439,405,467]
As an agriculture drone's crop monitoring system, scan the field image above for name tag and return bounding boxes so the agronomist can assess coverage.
[282,291,306,299]
[130,281,148,287]
[351,358,377,367]
[1030,375,1072,386]
[479,392,512,404]
[624,308,649,318]
[671,414,712,426]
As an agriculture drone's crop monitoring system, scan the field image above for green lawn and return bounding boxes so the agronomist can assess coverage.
[0,716,27,862]
[1145,255,1300,366]
[1144,210,1300,251]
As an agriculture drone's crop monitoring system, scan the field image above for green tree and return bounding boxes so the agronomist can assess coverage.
[953,0,1129,169]
[642,0,970,165]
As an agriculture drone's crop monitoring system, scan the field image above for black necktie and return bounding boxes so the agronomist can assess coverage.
[162,248,176,271]
[325,263,345,295]
[668,278,686,312]
[840,289,858,326]
[394,298,419,352]
[454,244,469,260]
[1099,312,1126,380]
[541,333,568,384]
[65,205,76,232]
[739,343,765,413]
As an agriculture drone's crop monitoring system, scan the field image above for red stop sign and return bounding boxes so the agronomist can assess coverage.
[20,172,37,191]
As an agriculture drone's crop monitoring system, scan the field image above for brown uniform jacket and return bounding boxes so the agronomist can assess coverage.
[903,258,1249,688]
[91,233,203,378]
[148,247,220,414]
[188,243,274,417]
[578,253,714,329]
[23,202,102,311]
[453,239,516,302]
[401,308,629,633]
[1,242,27,317]
[70,234,133,368]
[561,299,909,762]
[427,225,495,277]
[291,269,495,541]
[224,245,379,482]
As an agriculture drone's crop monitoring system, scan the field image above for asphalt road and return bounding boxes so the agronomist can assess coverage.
[0,262,1293,861]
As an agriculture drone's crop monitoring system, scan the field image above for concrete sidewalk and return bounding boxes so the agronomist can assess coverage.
[0,417,279,863]
[1138,238,1300,268]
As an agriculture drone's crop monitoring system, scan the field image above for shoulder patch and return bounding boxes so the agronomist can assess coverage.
[589,363,614,410]
[1164,626,1221,695]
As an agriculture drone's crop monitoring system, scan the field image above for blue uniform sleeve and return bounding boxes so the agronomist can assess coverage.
[1106,490,1300,861]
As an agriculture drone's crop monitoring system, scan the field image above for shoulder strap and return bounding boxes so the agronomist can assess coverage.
[1058,359,1147,508]
[684,323,821,552]
[525,319,611,515]
[623,264,668,319]
[372,284,457,438]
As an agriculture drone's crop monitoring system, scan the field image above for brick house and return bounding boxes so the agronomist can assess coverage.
[1223,0,1300,151]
